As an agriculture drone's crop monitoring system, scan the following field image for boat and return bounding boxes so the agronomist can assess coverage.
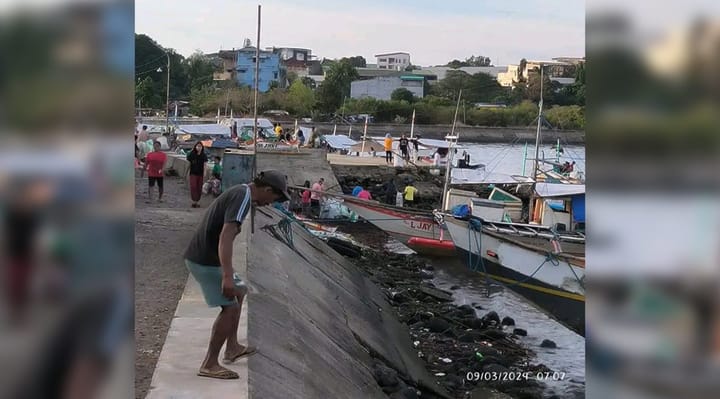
[341,196,455,256]
[441,213,585,334]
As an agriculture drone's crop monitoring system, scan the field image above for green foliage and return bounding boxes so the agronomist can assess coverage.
[445,55,492,68]
[433,70,508,104]
[342,56,367,68]
[286,80,315,116]
[189,85,218,116]
[391,88,415,103]
[300,76,316,90]
[316,59,359,112]
[286,71,299,86]
[545,105,585,129]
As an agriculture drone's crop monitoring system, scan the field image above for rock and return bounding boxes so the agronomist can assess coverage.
[501,316,515,326]
[540,339,557,348]
[482,311,501,325]
[477,346,502,358]
[458,304,476,315]
[459,333,480,343]
[425,265,435,271]
[461,316,484,329]
[419,270,434,279]
[372,364,399,388]
[425,317,450,333]
[513,328,528,336]
[450,285,461,290]
[503,386,545,399]
[473,304,484,310]
[390,291,409,303]
[480,328,507,340]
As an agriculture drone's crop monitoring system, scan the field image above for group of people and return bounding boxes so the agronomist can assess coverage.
[383,133,421,164]
[273,123,307,147]
[358,179,418,207]
[298,177,325,217]
[135,130,225,207]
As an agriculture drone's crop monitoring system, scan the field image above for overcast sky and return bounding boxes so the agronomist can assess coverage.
[135,0,584,66]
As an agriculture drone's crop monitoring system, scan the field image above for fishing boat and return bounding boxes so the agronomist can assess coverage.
[440,184,585,334]
[340,196,455,256]
[441,212,585,334]
[440,67,586,334]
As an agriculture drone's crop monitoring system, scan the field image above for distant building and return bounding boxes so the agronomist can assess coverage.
[212,46,284,92]
[351,75,424,100]
[268,47,316,75]
[375,52,411,70]
[497,58,584,87]
[417,66,506,84]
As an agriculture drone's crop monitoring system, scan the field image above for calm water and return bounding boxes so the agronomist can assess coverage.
[428,256,585,398]
[462,143,586,178]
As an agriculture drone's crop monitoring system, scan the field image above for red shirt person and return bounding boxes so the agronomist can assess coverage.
[145,141,167,202]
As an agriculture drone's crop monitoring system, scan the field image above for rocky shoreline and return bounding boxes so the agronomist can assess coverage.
[351,248,558,399]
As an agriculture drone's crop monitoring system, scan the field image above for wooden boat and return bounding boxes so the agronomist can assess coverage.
[440,182,586,334]
[341,196,455,256]
[442,215,585,334]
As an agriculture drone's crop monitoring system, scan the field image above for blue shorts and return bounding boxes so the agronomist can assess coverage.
[184,259,246,307]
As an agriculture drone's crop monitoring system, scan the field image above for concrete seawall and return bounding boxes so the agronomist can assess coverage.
[247,207,448,398]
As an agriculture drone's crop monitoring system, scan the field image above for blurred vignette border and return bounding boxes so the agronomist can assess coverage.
[0,1,134,399]
[587,1,720,399]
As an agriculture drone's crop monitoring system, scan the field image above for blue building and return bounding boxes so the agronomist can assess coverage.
[235,47,283,92]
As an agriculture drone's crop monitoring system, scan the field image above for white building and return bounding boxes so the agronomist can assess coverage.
[375,52,411,70]
[351,76,424,100]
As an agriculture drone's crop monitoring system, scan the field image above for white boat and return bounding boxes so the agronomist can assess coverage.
[440,182,586,334]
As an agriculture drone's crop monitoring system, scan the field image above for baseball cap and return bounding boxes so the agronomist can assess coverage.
[257,170,290,202]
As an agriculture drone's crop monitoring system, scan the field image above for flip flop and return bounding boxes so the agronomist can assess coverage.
[222,345,258,364]
[197,368,239,380]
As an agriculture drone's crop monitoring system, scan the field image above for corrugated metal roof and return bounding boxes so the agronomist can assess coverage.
[322,135,357,149]
[177,124,231,136]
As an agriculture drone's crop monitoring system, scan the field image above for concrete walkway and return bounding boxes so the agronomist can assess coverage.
[145,228,250,399]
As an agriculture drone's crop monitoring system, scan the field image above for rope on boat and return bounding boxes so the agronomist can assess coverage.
[466,218,562,295]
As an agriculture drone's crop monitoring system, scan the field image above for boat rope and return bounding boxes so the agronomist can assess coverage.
[466,219,561,295]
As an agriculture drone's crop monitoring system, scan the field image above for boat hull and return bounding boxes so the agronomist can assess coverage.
[342,199,455,256]
[445,217,585,335]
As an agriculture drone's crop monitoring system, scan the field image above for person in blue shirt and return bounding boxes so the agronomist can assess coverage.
[352,185,363,197]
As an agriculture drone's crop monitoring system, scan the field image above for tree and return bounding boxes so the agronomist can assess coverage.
[391,88,415,103]
[447,59,467,69]
[526,67,556,103]
[300,76,317,90]
[286,80,315,116]
[316,59,359,112]
[343,56,367,68]
[185,51,215,92]
[466,55,492,67]
[135,76,160,108]
[286,71,299,86]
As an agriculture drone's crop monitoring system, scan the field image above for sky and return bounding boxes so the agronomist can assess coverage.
[135,0,585,67]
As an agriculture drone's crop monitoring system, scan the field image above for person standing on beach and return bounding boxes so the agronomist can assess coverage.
[310,178,324,217]
[384,133,393,164]
[184,170,290,380]
[187,141,208,208]
[145,141,167,203]
[403,183,418,207]
[399,134,410,161]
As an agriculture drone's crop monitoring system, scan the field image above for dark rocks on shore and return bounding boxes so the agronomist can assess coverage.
[450,285,461,290]
[425,317,451,333]
[351,249,551,398]
[482,311,501,325]
[501,316,516,326]
[513,328,528,337]
[540,339,557,349]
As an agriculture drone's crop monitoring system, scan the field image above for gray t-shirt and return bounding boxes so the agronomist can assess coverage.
[184,184,251,266]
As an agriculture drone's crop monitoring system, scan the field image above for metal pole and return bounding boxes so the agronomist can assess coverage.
[251,4,261,234]
[360,116,368,153]
[533,65,544,181]
[166,52,170,133]
[441,89,462,211]
[522,141,528,176]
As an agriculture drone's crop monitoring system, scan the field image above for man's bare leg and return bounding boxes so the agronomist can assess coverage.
[224,288,249,359]
[199,305,238,375]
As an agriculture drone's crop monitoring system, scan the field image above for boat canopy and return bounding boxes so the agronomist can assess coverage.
[347,139,385,153]
[417,138,467,149]
[176,124,231,136]
[451,168,534,184]
[322,135,357,150]
[534,182,585,198]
